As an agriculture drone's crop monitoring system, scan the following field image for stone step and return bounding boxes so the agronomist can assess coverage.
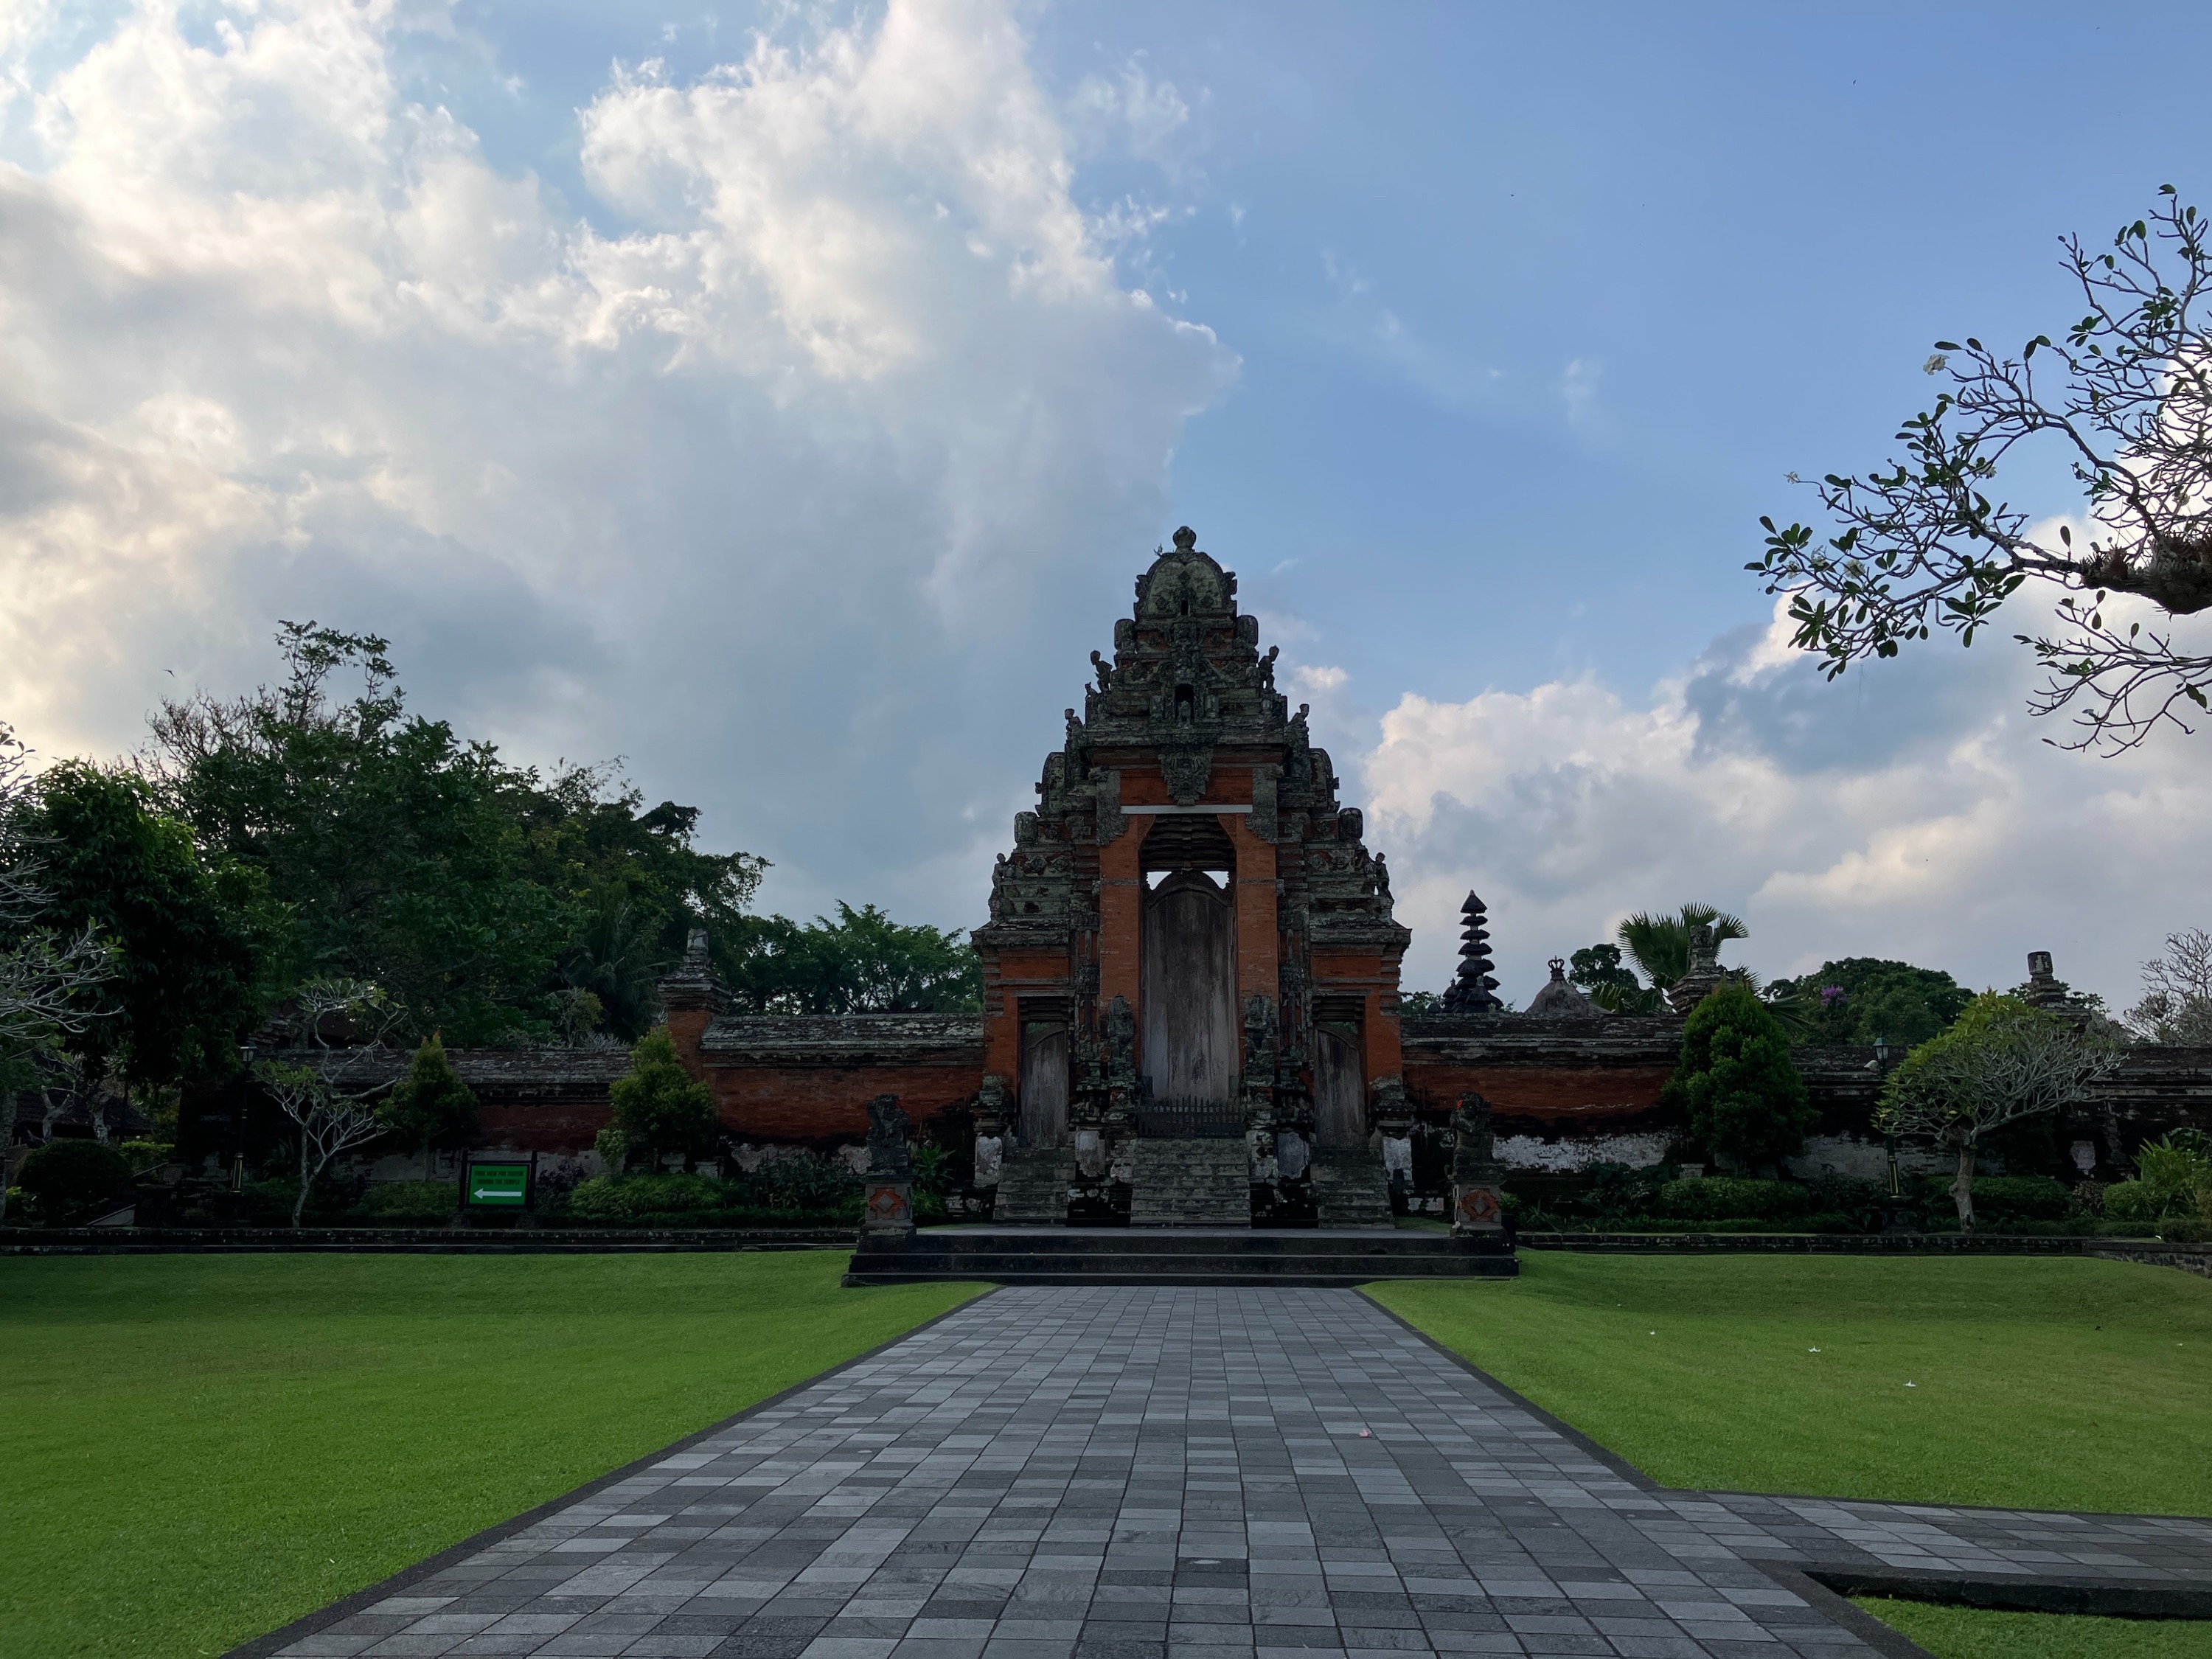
[844,1227,1516,1286]
[1311,1147,1395,1229]
[1129,1138,1252,1228]
[992,1147,1073,1225]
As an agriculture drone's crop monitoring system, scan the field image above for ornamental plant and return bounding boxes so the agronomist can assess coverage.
[608,1027,719,1173]
[1663,981,1815,1171]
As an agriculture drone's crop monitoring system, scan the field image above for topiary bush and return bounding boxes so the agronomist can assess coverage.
[14,1140,133,1223]
[1663,983,1814,1169]
[1655,1176,1814,1222]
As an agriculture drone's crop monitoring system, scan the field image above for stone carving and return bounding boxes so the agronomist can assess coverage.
[973,1131,1004,1187]
[1442,891,1504,1012]
[1450,1093,1506,1235]
[860,1093,916,1236]
[1665,925,1728,1015]
[865,1093,912,1177]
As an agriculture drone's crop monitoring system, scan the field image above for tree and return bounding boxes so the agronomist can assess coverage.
[23,761,270,1093]
[1614,904,1747,1005]
[1662,982,1815,1171]
[2123,928,2212,1045]
[0,727,112,1093]
[1765,958,1972,1048]
[144,624,765,1044]
[608,1027,719,1172]
[1877,994,2120,1231]
[13,1138,132,1224]
[1568,943,1652,1012]
[1752,187,2212,753]
[720,902,981,1014]
[259,977,408,1226]
[378,1034,479,1177]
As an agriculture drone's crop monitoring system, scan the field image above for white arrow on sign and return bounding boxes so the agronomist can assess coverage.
[472,1186,516,1200]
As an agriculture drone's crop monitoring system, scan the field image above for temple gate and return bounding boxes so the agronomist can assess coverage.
[975,528,1410,1225]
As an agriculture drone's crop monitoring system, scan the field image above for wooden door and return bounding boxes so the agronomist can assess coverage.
[1312,1023,1366,1148]
[1018,1022,1069,1147]
[1141,869,1238,1105]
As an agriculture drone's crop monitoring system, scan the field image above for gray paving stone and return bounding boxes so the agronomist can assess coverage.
[257,1287,2212,1659]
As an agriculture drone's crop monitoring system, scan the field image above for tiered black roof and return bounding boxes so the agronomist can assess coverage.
[1442,891,1503,1012]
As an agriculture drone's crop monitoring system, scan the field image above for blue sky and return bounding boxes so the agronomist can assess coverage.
[1,1,2208,1006]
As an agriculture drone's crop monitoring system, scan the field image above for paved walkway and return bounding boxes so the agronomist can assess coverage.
[255,1287,2212,1659]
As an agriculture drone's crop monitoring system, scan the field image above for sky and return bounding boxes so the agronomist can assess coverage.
[1,0,2208,1008]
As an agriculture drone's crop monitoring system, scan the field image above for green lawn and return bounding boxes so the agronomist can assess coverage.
[1372,1254,2212,1659]
[1370,1253,2212,1514]
[1,1251,982,1659]
[1854,1599,2212,1658]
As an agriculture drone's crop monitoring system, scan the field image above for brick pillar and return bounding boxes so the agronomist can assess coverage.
[1363,987,1405,1087]
[1097,815,1152,1049]
[1223,813,1279,1014]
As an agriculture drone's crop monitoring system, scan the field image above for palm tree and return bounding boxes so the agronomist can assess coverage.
[1615,903,1748,994]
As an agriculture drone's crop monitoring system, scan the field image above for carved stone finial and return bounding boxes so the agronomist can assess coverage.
[1172,525,1197,550]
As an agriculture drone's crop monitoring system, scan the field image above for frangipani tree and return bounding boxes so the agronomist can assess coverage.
[1877,993,2118,1231]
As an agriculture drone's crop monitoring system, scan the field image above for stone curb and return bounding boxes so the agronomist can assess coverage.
[0,1224,852,1254]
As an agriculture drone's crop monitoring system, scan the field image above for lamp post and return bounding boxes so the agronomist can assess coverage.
[232,1043,256,1194]
[1870,1034,1921,1235]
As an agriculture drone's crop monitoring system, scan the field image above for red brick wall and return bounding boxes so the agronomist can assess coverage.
[706,1062,986,1144]
[1405,1061,1674,1126]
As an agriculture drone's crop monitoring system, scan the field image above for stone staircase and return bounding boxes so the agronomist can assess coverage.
[1311,1147,1394,1228]
[1129,1138,1252,1228]
[992,1147,1073,1225]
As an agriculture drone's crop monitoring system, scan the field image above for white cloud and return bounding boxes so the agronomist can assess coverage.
[0,0,1235,922]
[1359,595,2212,1009]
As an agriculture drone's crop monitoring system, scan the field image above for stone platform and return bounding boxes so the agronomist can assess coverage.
[843,1228,1514,1288]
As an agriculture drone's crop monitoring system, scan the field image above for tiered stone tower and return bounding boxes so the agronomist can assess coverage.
[973,529,1409,1225]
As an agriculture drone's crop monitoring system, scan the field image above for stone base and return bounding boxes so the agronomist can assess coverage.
[843,1226,1515,1287]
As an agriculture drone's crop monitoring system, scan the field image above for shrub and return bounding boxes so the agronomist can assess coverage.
[354,1180,459,1222]
[1663,983,1814,1169]
[116,1140,175,1175]
[1963,1175,2073,1225]
[609,1029,719,1171]
[724,1151,862,1214]
[15,1140,133,1222]
[378,1035,478,1167]
[563,1172,723,1222]
[1655,1176,1813,1222]
[2136,1133,2212,1217]
[2104,1179,2158,1222]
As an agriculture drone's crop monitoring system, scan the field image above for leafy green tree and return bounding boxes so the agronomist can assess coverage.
[14,1138,132,1223]
[1568,943,1658,1013]
[720,902,981,1014]
[1878,994,2120,1231]
[1752,188,2212,753]
[0,727,113,1121]
[378,1034,479,1176]
[1663,982,1815,1171]
[24,761,270,1092]
[1767,958,1972,1048]
[145,625,763,1044]
[608,1027,720,1172]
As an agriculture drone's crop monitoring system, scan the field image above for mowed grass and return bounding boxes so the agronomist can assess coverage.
[0,1251,982,1659]
[1374,1256,2212,1659]
[1853,1599,2212,1658]
[1369,1253,2212,1514]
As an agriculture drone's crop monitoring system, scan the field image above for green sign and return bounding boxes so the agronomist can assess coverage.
[465,1161,530,1208]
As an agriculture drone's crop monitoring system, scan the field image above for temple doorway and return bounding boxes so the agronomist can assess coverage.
[1139,815,1239,1118]
[1312,998,1366,1148]
[1018,1012,1069,1147]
